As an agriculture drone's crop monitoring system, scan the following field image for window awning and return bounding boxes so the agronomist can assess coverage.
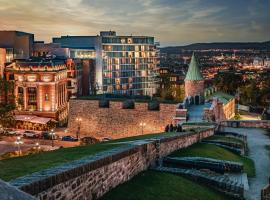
[15,115,53,125]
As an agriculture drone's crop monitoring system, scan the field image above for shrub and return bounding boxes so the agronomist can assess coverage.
[99,99,110,108]
[148,101,160,111]
[122,100,135,109]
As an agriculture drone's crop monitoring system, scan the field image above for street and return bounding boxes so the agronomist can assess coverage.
[0,128,80,159]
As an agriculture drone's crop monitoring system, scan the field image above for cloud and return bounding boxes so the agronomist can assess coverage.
[0,0,268,45]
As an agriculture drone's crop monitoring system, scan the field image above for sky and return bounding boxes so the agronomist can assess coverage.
[0,0,269,46]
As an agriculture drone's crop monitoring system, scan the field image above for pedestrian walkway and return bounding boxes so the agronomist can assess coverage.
[187,103,211,122]
[225,127,270,200]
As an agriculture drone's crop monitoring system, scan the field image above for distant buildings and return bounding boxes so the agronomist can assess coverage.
[0,30,159,130]
[0,31,34,61]
[0,31,34,78]
[175,53,235,123]
[158,66,185,101]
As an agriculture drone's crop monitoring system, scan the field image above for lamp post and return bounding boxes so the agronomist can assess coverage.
[35,142,40,153]
[50,129,55,148]
[139,122,146,135]
[0,124,3,134]
[15,136,23,156]
[76,117,82,140]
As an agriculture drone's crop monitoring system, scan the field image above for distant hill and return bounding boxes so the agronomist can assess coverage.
[161,41,270,54]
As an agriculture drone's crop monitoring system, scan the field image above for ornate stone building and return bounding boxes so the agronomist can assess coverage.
[5,59,68,123]
[184,53,204,104]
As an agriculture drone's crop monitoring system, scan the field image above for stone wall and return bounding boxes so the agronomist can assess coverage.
[204,98,235,122]
[68,100,177,139]
[10,128,214,200]
[184,80,204,98]
[0,179,36,200]
[221,120,270,129]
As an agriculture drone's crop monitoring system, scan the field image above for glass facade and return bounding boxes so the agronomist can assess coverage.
[101,36,158,96]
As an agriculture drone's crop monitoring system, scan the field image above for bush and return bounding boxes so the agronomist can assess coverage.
[122,100,135,109]
[99,99,110,108]
[148,101,160,111]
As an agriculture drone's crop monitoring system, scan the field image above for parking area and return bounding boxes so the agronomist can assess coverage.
[0,128,80,158]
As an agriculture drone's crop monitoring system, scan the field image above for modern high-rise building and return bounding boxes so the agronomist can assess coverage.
[100,31,159,96]
[53,31,159,96]
[0,31,34,62]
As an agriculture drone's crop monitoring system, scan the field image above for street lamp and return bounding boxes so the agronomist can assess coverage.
[76,117,82,140]
[49,129,55,148]
[35,142,40,152]
[0,124,3,134]
[15,136,23,156]
[139,122,146,135]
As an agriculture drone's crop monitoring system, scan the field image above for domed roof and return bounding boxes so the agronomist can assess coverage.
[185,52,203,81]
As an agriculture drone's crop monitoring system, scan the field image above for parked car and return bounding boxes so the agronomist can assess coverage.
[5,129,18,136]
[62,135,78,142]
[23,130,39,138]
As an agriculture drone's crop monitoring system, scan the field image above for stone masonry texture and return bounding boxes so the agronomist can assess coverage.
[10,128,214,200]
[68,100,177,139]
[185,80,204,98]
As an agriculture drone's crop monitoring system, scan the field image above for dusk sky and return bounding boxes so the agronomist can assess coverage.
[0,0,269,46]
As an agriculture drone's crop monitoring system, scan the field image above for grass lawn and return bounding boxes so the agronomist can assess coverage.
[170,143,255,177]
[110,132,180,143]
[203,135,245,147]
[100,171,230,200]
[0,142,123,181]
[0,132,178,181]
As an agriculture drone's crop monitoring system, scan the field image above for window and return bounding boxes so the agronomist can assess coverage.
[45,93,49,101]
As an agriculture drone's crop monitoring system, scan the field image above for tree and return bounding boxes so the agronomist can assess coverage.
[214,72,242,95]
[0,78,16,128]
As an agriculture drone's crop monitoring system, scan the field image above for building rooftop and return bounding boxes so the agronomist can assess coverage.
[207,91,234,104]
[185,53,204,81]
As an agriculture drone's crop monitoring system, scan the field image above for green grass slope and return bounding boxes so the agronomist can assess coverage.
[100,171,229,200]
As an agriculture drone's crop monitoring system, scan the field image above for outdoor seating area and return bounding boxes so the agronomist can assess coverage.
[14,115,55,131]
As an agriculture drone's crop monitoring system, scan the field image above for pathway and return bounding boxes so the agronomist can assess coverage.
[225,127,270,200]
[187,102,211,122]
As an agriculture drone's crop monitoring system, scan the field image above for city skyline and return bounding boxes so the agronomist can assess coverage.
[0,0,269,46]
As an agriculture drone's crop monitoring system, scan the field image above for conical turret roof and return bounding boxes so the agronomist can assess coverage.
[185,53,203,81]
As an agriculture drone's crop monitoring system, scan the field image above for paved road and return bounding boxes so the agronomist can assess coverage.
[225,127,270,200]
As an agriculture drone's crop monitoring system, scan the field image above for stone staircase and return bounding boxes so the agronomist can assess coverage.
[152,166,244,199]
[163,157,244,174]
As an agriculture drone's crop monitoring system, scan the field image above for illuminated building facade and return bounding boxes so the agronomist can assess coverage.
[33,42,83,98]
[5,59,68,121]
[0,48,6,77]
[101,31,159,96]
[66,58,83,98]
[53,31,159,96]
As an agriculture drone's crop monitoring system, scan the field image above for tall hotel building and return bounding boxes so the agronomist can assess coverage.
[100,31,158,96]
[53,31,159,96]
